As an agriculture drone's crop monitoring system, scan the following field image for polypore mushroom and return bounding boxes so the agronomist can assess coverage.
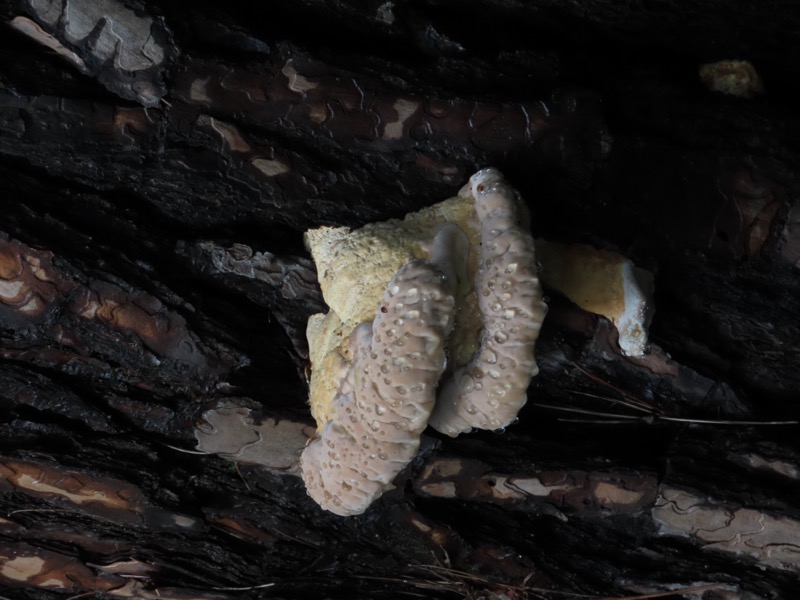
[534,240,654,357]
[300,225,464,516]
[428,168,548,436]
[304,194,480,428]
[299,168,662,514]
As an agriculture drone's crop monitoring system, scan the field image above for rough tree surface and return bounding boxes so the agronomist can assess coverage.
[1,1,800,599]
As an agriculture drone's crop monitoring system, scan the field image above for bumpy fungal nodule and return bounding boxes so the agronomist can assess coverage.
[428,168,548,436]
[304,194,479,427]
[301,168,550,515]
[301,169,658,514]
[300,225,463,516]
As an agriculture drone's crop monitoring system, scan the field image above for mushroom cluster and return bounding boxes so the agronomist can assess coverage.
[301,168,656,515]
[301,168,548,516]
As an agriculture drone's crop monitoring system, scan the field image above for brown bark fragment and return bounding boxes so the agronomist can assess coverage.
[0,458,203,532]
[0,543,124,592]
[0,233,237,394]
[415,457,658,515]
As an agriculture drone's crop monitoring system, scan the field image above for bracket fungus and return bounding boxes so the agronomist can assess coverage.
[300,226,461,515]
[302,168,547,515]
[535,240,654,357]
[428,170,548,436]
[301,168,654,515]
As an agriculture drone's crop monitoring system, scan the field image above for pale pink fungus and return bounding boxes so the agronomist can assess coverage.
[300,226,464,515]
[429,168,547,436]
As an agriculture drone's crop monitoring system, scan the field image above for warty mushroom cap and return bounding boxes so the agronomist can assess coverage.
[304,196,480,427]
[428,168,548,436]
[300,225,465,516]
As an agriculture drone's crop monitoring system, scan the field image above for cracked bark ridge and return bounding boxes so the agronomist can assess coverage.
[0,458,204,530]
[12,0,176,106]
[0,233,237,394]
[173,54,605,217]
[536,299,751,419]
[415,456,658,516]
[0,61,604,230]
[180,241,324,360]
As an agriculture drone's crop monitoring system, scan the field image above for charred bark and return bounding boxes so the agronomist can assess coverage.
[1,1,800,599]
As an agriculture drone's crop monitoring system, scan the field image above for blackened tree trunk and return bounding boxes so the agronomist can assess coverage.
[1,1,799,599]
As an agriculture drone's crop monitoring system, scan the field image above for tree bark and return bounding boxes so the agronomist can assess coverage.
[1,1,799,599]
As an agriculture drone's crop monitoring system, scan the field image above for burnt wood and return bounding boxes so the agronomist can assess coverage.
[1,1,800,599]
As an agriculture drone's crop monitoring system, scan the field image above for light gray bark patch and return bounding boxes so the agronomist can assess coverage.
[195,403,310,474]
[21,0,175,106]
[653,487,800,573]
